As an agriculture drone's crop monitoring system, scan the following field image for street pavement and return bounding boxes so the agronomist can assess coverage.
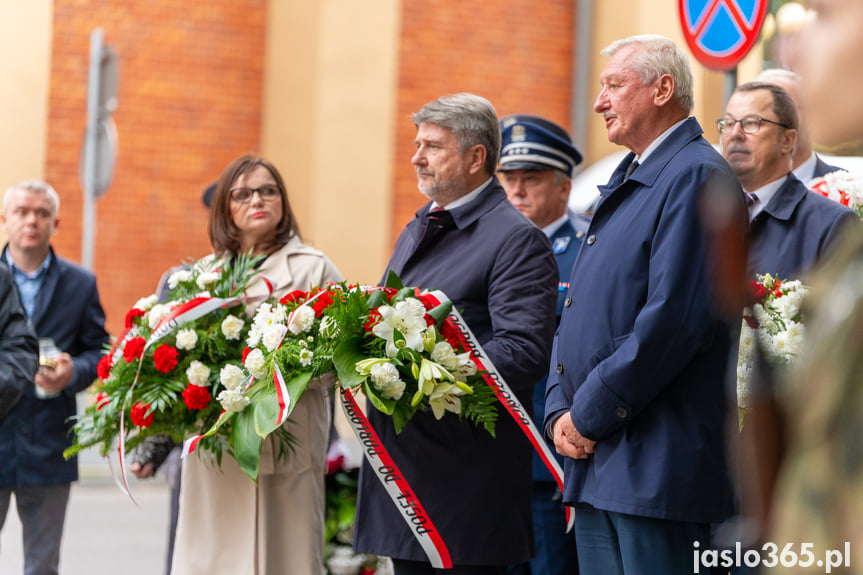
[0,452,171,575]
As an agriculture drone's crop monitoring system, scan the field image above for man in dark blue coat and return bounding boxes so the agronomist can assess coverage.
[0,180,109,575]
[497,114,582,575]
[719,82,859,280]
[544,35,739,574]
[0,265,38,421]
[354,93,558,574]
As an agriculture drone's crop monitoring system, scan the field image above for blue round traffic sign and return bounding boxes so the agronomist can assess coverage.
[679,0,768,70]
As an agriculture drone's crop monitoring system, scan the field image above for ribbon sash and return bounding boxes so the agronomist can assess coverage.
[339,387,452,569]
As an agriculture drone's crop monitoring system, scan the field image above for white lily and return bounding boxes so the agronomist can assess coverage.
[372,300,428,357]
[416,358,454,396]
[429,382,466,419]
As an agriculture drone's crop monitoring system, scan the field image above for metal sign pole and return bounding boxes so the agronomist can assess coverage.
[724,66,738,106]
[82,28,103,271]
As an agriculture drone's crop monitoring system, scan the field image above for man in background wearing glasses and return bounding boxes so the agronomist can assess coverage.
[718,81,859,280]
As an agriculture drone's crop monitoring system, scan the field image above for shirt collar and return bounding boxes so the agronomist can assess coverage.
[4,248,52,279]
[431,177,493,211]
[747,175,789,221]
[635,118,688,165]
[792,152,818,185]
[541,213,570,238]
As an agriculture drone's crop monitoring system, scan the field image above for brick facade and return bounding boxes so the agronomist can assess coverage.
[392,0,577,243]
[46,0,266,335]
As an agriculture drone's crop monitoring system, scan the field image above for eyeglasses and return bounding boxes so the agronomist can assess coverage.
[229,186,281,204]
[716,115,791,135]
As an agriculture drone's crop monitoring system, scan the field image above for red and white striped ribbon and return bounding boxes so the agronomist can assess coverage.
[422,290,574,532]
[339,387,452,569]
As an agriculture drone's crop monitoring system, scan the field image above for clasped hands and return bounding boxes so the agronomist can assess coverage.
[552,412,597,460]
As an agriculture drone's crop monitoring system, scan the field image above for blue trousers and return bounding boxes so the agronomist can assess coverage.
[0,484,71,575]
[573,504,711,575]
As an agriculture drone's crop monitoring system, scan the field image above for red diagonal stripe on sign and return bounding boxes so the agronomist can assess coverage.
[693,0,722,40]
[721,0,752,33]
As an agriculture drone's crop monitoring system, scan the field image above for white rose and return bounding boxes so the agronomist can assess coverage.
[287,306,315,335]
[221,315,244,341]
[175,328,198,351]
[186,360,211,387]
[217,389,250,412]
[196,271,220,290]
[148,303,171,329]
[262,323,288,352]
[167,269,194,289]
[133,294,158,312]
[244,348,268,379]
[219,364,246,392]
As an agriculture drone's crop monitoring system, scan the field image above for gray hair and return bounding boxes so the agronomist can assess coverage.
[413,93,501,175]
[3,180,60,215]
[602,35,694,113]
[733,81,800,131]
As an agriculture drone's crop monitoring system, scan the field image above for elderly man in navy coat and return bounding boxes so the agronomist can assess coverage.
[719,82,859,280]
[354,94,558,574]
[544,35,739,574]
[0,180,109,575]
[497,114,582,575]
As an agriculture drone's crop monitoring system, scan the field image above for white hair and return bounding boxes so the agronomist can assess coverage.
[602,34,694,113]
[3,180,60,215]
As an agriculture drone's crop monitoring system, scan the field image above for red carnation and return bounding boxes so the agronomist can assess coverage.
[418,293,440,311]
[124,308,146,329]
[439,319,462,348]
[749,281,767,303]
[123,337,146,363]
[364,309,382,332]
[242,346,251,363]
[153,344,179,373]
[313,291,335,317]
[130,402,154,427]
[96,354,113,380]
[279,290,307,305]
[95,392,110,411]
[182,384,211,411]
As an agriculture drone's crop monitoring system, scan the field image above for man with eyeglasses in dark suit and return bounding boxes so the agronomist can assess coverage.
[719,81,860,280]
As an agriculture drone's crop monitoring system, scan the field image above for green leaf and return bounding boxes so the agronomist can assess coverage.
[384,270,404,290]
[365,289,388,310]
[391,287,416,304]
[253,371,311,439]
[232,405,263,482]
[253,385,280,438]
[362,380,396,415]
[427,301,453,325]
[392,406,408,434]
[333,337,368,388]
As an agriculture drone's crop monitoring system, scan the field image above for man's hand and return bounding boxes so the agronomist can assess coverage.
[552,412,597,460]
[35,352,74,394]
[130,461,156,479]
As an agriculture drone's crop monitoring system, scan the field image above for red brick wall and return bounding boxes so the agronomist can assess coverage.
[46,0,266,336]
[392,0,577,243]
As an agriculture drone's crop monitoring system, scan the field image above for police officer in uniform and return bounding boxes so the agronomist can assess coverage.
[498,115,583,575]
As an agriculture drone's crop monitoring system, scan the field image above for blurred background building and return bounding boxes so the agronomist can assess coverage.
[0,0,808,336]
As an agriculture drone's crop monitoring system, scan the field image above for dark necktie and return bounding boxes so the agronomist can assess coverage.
[415,208,454,253]
[624,160,639,181]
[744,192,758,207]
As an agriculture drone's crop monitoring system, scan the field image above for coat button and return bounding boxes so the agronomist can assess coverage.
[556,363,564,374]
[564,296,572,307]
[615,407,628,419]
[586,234,596,245]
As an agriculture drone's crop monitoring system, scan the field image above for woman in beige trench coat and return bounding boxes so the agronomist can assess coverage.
[170,155,342,575]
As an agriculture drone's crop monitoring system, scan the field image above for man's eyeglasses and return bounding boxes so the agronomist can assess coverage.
[716,115,792,135]
[229,186,281,204]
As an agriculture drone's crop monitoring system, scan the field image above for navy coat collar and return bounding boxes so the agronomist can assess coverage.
[759,173,807,223]
[598,117,705,198]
